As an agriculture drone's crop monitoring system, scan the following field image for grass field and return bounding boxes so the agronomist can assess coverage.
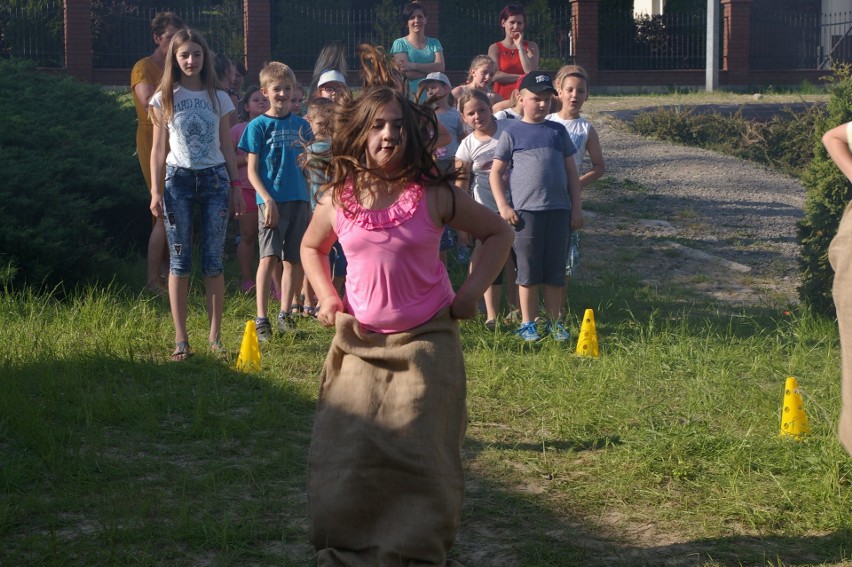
[1,259,851,565]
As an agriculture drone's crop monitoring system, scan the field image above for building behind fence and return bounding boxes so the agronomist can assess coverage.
[0,0,843,88]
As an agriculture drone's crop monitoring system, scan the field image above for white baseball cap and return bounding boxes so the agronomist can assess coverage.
[423,72,451,87]
[318,69,347,87]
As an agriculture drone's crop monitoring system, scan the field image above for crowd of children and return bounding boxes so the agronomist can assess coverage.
[137,22,607,355]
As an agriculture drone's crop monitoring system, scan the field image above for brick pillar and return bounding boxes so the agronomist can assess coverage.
[570,0,598,83]
[244,0,272,85]
[721,0,751,85]
[64,0,92,81]
[420,0,440,39]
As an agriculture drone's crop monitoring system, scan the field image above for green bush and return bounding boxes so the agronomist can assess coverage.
[0,60,146,291]
[797,66,852,313]
[628,103,825,178]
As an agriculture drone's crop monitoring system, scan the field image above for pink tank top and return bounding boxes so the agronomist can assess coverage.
[336,180,455,333]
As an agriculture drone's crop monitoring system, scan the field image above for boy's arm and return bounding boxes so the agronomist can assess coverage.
[489,158,517,225]
[565,156,583,230]
[579,125,605,188]
[247,152,279,228]
[300,193,343,327]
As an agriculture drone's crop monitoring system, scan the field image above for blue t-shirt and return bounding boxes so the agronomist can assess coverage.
[305,139,331,210]
[390,36,443,95]
[434,108,464,166]
[238,113,312,203]
[493,120,577,212]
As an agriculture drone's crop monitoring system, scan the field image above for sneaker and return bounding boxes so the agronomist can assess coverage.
[547,321,571,342]
[255,317,272,342]
[516,321,540,342]
[277,311,296,333]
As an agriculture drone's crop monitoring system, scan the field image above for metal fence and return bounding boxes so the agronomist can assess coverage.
[92,2,244,69]
[599,10,711,71]
[750,10,852,70]
[0,0,65,67]
[271,3,571,73]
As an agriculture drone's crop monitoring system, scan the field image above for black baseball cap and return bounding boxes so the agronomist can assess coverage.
[518,72,557,95]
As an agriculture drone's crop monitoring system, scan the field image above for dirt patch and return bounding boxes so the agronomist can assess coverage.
[573,105,806,309]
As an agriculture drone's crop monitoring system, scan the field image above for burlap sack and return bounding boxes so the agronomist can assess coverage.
[829,202,852,456]
[308,307,467,566]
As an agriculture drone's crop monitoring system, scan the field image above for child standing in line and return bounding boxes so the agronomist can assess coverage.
[454,89,518,330]
[298,97,338,316]
[546,65,605,317]
[422,71,467,266]
[301,44,513,565]
[238,61,312,341]
[149,28,245,361]
[290,83,305,116]
[490,72,582,343]
[450,54,504,107]
[230,85,269,293]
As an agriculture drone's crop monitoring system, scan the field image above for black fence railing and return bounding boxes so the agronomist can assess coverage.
[438,4,571,71]
[0,0,65,68]
[750,11,820,70]
[92,2,244,69]
[599,10,711,71]
[270,4,571,73]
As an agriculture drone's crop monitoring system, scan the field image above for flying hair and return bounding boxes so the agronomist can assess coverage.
[311,44,460,216]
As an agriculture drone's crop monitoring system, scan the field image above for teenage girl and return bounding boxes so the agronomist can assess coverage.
[301,44,513,565]
[149,28,245,361]
[455,89,519,330]
[451,54,504,107]
[230,85,269,294]
[488,3,540,100]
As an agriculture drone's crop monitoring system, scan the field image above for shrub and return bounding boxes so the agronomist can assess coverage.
[0,60,147,292]
[797,66,852,313]
[628,103,825,178]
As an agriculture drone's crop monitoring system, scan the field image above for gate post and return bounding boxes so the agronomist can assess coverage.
[244,0,272,84]
[64,0,92,81]
[721,0,751,85]
[570,0,599,83]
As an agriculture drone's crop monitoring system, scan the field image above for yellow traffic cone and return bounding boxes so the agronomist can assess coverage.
[235,320,261,372]
[780,376,810,438]
[575,308,599,357]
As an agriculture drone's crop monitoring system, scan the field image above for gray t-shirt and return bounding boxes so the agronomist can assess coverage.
[493,120,576,212]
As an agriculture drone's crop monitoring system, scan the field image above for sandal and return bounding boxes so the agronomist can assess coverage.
[484,319,497,332]
[302,305,317,318]
[171,341,192,362]
[289,303,302,316]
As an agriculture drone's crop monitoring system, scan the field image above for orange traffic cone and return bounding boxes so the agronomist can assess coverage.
[575,308,599,357]
[235,320,261,372]
[780,376,810,438]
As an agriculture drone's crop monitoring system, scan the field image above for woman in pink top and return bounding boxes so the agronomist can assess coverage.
[301,45,513,566]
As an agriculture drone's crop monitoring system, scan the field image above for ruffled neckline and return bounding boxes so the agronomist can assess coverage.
[340,180,423,230]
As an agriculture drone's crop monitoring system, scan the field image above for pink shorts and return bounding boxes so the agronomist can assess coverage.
[241,185,258,213]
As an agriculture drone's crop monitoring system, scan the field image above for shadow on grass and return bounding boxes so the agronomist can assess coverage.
[458,436,851,566]
[3,354,847,566]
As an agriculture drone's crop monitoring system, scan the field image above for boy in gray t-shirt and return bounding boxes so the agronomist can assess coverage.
[490,72,583,343]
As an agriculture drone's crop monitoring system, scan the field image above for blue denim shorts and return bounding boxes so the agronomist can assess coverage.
[162,164,230,277]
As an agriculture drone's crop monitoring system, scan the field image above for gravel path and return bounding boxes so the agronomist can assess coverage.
[573,108,807,307]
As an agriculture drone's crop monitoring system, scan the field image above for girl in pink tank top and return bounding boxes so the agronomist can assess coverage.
[300,45,513,566]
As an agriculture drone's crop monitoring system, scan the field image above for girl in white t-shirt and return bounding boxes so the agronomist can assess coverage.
[149,28,244,361]
[454,89,519,330]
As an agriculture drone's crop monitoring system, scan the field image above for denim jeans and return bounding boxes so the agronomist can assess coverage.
[163,164,230,277]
